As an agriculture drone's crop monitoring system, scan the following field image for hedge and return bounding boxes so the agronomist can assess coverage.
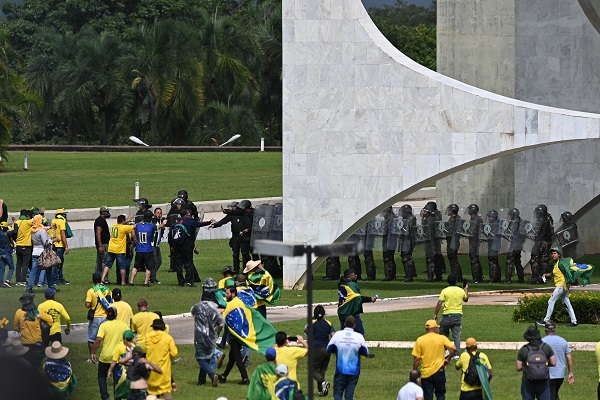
[512,291,600,324]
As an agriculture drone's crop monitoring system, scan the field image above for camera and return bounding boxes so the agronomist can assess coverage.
[287,336,298,342]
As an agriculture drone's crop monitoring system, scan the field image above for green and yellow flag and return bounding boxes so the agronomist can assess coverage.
[559,258,595,286]
[223,296,276,354]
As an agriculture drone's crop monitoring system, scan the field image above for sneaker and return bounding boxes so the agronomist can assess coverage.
[536,320,546,326]
[143,283,150,287]
[3,281,11,288]
[566,322,578,327]
[212,374,219,387]
[218,374,226,384]
[452,355,460,361]
[37,283,42,287]
[84,358,96,364]
[127,283,134,286]
[237,379,250,385]
[62,280,70,285]
[322,381,330,396]
[104,279,111,285]
[186,283,196,287]
[317,391,325,397]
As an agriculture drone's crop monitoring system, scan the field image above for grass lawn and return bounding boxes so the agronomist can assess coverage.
[1,151,282,209]
[58,344,598,400]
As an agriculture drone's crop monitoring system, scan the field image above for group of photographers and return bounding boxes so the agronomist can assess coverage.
[324,202,577,286]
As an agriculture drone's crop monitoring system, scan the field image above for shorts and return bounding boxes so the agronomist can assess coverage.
[134,252,155,272]
[88,317,106,342]
[104,253,128,270]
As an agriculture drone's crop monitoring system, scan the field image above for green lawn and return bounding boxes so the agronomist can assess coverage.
[59,344,599,400]
[1,151,282,209]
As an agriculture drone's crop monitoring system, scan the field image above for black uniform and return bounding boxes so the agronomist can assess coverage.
[529,209,553,284]
[446,214,462,281]
[468,214,483,282]
[212,211,244,273]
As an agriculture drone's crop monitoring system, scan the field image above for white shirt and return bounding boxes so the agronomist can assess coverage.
[397,381,423,400]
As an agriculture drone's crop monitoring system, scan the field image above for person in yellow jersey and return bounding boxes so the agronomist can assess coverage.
[38,287,71,345]
[131,299,159,349]
[595,340,600,399]
[14,209,34,286]
[274,331,309,387]
[85,272,113,361]
[51,208,70,285]
[455,338,492,400]
[91,307,129,400]
[412,319,456,400]
[434,274,469,360]
[107,330,136,400]
[14,292,53,365]
[111,288,133,329]
[146,318,178,400]
[102,215,136,286]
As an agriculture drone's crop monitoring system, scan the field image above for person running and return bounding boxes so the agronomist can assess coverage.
[434,274,468,359]
[304,305,334,396]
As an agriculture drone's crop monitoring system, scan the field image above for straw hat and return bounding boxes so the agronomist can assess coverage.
[6,341,29,357]
[243,260,261,274]
[45,341,69,359]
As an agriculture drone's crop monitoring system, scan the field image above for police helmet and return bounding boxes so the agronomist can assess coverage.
[238,200,252,210]
[467,204,479,216]
[135,198,152,207]
[173,198,185,206]
[536,204,548,214]
[487,210,498,221]
[446,204,459,215]
[425,201,438,211]
[534,205,546,217]
[561,211,574,224]
[508,208,520,219]
[400,204,413,217]
[177,190,188,200]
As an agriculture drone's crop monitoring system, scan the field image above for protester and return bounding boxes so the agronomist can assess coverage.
[327,316,369,400]
[595,339,600,400]
[146,318,178,399]
[130,211,156,286]
[51,208,70,285]
[107,330,136,400]
[274,364,302,400]
[516,326,556,400]
[111,288,133,329]
[43,341,78,398]
[275,331,308,387]
[85,272,113,361]
[247,347,278,400]
[13,292,53,365]
[304,304,334,396]
[151,208,167,284]
[244,259,281,318]
[131,299,159,349]
[434,274,468,359]
[94,206,111,274]
[102,215,136,286]
[0,221,16,287]
[337,269,377,336]
[412,320,456,400]
[14,209,33,286]
[128,346,163,400]
[38,288,71,344]
[218,286,251,385]
[541,321,574,400]
[397,370,424,400]
[455,337,492,400]
[27,214,57,293]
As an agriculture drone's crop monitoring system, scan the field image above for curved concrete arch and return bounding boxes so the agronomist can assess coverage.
[282,0,600,289]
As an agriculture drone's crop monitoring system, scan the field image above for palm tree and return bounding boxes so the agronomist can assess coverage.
[201,100,262,146]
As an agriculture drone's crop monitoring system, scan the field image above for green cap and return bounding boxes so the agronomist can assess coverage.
[123,330,135,341]
[550,247,562,255]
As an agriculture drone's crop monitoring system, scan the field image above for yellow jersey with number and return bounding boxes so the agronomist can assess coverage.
[108,224,134,254]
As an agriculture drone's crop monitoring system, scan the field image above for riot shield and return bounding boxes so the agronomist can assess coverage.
[480,221,502,252]
[412,224,432,244]
[435,220,451,240]
[456,217,478,238]
[365,211,387,251]
[396,217,415,253]
[554,222,585,259]
[267,203,283,241]
[250,204,274,246]
[385,207,402,251]
[520,219,541,253]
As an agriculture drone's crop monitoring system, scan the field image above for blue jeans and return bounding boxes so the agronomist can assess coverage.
[339,314,365,335]
[544,286,576,324]
[521,377,550,400]
[422,368,446,400]
[27,255,55,290]
[211,348,224,370]
[104,253,128,270]
[52,247,66,282]
[196,356,215,385]
[0,253,15,282]
[333,372,359,400]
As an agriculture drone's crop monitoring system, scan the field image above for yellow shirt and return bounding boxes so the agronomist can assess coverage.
[97,319,129,364]
[112,342,134,363]
[131,311,160,349]
[108,224,134,254]
[112,300,134,329]
[412,332,454,378]
[38,299,71,335]
[275,346,308,384]
[456,350,492,392]
[85,287,113,318]
[146,330,178,395]
[13,309,53,344]
[51,217,67,248]
[552,262,566,287]
[439,286,467,315]
[15,219,33,246]
[595,342,600,382]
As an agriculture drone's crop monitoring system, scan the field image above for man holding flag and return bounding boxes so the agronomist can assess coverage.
[337,269,377,335]
[218,286,276,385]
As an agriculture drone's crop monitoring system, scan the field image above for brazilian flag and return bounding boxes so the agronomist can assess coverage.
[247,270,281,305]
[223,296,276,354]
[215,277,236,308]
[114,364,129,399]
[337,280,363,318]
[558,258,595,286]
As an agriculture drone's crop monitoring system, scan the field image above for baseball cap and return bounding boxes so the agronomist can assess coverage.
[425,319,438,328]
[276,364,288,377]
[265,347,276,361]
[465,337,477,348]
[123,330,135,341]
[550,247,562,255]
[544,321,557,332]
[222,265,235,274]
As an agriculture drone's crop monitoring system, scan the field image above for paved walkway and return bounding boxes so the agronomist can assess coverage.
[62,285,600,350]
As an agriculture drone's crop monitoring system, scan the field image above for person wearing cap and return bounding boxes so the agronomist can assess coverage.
[146,318,178,399]
[102,214,136,286]
[455,338,492,400]
[130,211,157,287]
[247,347,278,400]
[43,341,78,397]
[50,208,70,285]
[91,306,129,400]
[86,272,113,359]
[397,370,424,400]
[94,205,111,275]
[536,247,579,328]
[27,214,58,293]
[245,259,281,318]
[412,319,456,400]
[191,278,224,387]
[107,330,136,400]
[337,269,377,336]
[38,288,71,345]
[14,292,53,365]
[541,321,574,400]
[327,315,369,400]
[274,363,301,400]
[14,209,34,286]
[210,202,244,274]
[434,273,468,360]
[111,288,133,329]
[517,326,556,399]
[131,299,159,349]
[0,219,17,288]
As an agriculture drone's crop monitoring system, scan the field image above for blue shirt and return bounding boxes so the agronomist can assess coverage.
[309,318,335,349]
[542,334,571,379]
[327,327,368,376]
[135,222,156,253]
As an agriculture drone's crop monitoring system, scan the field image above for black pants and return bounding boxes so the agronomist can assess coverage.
[459,389,484,400]
[229,236,241,273]
[16,246,32,282]
[312,347,331,388]
[222,337,248,381]
[549,378,563,400]
[98,361,113,400]
[422,368,446,400]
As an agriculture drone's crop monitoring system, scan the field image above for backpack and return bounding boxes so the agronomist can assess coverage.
[463,351,481,386]
[524,343,549,381]
[170,223,189,245]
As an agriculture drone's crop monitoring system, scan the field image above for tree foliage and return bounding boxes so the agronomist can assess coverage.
[367,0,437,27]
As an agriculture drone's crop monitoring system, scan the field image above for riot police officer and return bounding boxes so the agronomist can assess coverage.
[134,198,152,223]
[485,210,502,283]
[504,208,524,283]
[382,207,397,281]
[238,200,258,267]
[420,203,441,282]
[210,202,244,274]
[399,204,417,282]
[347,225,366,280]
[324,257,342,281]
[466,204,483,283]
[445,204,462,281]
[175,189,198,220]
[528,204,554,284]
[557,211,579,259]
[427,202,447,275]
